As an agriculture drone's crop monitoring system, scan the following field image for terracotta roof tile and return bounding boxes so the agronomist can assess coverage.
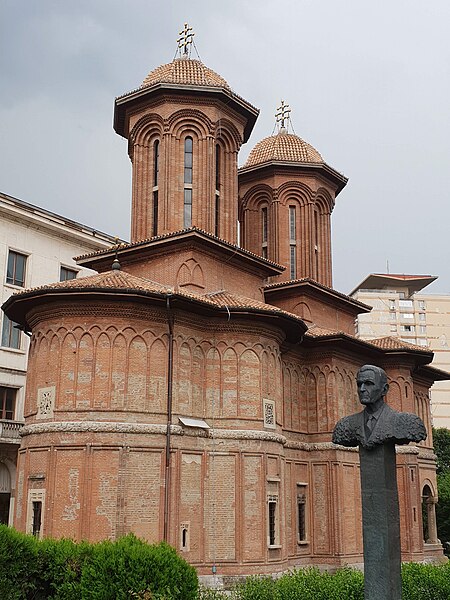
[9,271,305,325]
[368,336,431,352]
[141,58,230,90]
[244,131,323,168]
[75,227,284,270]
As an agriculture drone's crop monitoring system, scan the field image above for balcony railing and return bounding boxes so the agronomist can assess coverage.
[0,420,24,442]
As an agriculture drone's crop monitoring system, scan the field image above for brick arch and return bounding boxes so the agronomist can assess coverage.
[215,118,243,151]
[169,109,214,139]
[240,184,273,212]
[292,301,312,323]
[148,337,168,413]
[93,332,112,409]
[222,347,238,417]
[129,112,165,147]
[314,187,335,215]
[126,335,148,411]
[59,332,77,410]
[238,349,260,418]
[176,258,205,290]
[277,180,313,207]
[111,333,127,409]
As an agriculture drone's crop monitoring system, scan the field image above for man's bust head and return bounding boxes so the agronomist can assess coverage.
[357,365,389,413]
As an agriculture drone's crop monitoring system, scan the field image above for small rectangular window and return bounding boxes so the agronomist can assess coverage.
[32,501,42,537]
[0,387,16,420]
[297,484,308,543]
[268,498,277,546]
[6,250,27,287]
[60,267,77,282]
[1,315,21,349]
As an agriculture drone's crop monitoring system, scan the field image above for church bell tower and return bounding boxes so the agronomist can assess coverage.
[114,24,259,245]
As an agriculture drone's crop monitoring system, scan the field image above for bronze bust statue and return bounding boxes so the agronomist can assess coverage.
[332,364,426,450]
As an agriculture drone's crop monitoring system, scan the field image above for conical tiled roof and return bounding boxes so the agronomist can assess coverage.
[141,58,230,90]
[244,131,323,168]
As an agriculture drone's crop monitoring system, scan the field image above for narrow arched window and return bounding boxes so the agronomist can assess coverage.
[184,137,193,227]
[215,144,220,237]
[152,140,160,236]
[314,208,319,278]
[289,205,297,279]
[261,206,268,258]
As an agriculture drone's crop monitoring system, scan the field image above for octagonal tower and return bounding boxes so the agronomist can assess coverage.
[115,31,258,245]
[239,103,347,287]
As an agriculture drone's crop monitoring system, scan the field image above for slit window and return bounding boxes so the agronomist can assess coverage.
[267,494,279,546]
[215,144,220,237]
[184,137,193,227]
[153,140,160,236]
[262,207,268,258]
[32,501,42,537]
[289,206,297,279]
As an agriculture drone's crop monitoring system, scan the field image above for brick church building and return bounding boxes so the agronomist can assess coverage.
[3,27,446,580]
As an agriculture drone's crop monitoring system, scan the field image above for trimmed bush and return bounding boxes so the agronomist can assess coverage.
[401,562,450,600]
[0,524,41,599]
[0,527,197,600]
[79,534,198,600]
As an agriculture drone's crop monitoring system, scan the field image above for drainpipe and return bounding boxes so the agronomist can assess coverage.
[163,293,174,542]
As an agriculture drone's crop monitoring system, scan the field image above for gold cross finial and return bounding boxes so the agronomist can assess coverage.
[275,100,291,129]
[177,23,195,56]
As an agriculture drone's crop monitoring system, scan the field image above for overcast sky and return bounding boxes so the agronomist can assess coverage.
[1,1,449,295]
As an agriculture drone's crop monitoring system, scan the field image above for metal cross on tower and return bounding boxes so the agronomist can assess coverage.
[177,23,195,56]
[275,100,291,129]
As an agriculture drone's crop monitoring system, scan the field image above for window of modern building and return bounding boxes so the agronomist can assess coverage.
[390,312,396,321]
[0,387,16,420]
[419,325,427,334]
[390,324,397,332]
[401,325,414,333]
[60,266,77,282]
[402,313,414,320]
[261,206,268,259]
[289,206,296,279]
[215,144,220,237]
[389,299,396,310]
[419,313,426,322]
[184,137,193,227]
[153,139,160,236]
[418,300,426,310]
[1,315,21,350]
[399,299,413,309]
[6,250,27,287]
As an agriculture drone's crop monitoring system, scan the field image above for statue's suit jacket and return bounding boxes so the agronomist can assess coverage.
[332,403,427,450]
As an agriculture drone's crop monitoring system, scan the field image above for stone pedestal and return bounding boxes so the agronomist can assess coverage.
[359,443,401,600]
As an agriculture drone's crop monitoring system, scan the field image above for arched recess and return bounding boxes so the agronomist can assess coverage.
[169,109,214,139]
[129,113,165,148]
[238,349,260,418]
[422,483,439,544]
[292,302,312,323]
[127,335,148,411]
[177,342,192,413]
[59,332,77,411]
[93,333,111,409]
[215,118,243,152]
[176,258,205,290]
[222,347,238,417]
[239,185,273,257]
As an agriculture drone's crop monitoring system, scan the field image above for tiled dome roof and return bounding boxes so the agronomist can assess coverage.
[141,58,230,90]
[244,131,323,167]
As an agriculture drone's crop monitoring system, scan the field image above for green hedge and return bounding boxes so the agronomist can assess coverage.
[0,526,197,600]
[199,564,450,600]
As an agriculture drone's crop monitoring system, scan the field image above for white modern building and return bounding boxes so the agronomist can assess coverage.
[351,274,450,429]
[0,191,121,524]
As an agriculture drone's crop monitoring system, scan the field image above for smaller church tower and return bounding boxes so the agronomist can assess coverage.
[114,24,258,245]
[238,102,347,288]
